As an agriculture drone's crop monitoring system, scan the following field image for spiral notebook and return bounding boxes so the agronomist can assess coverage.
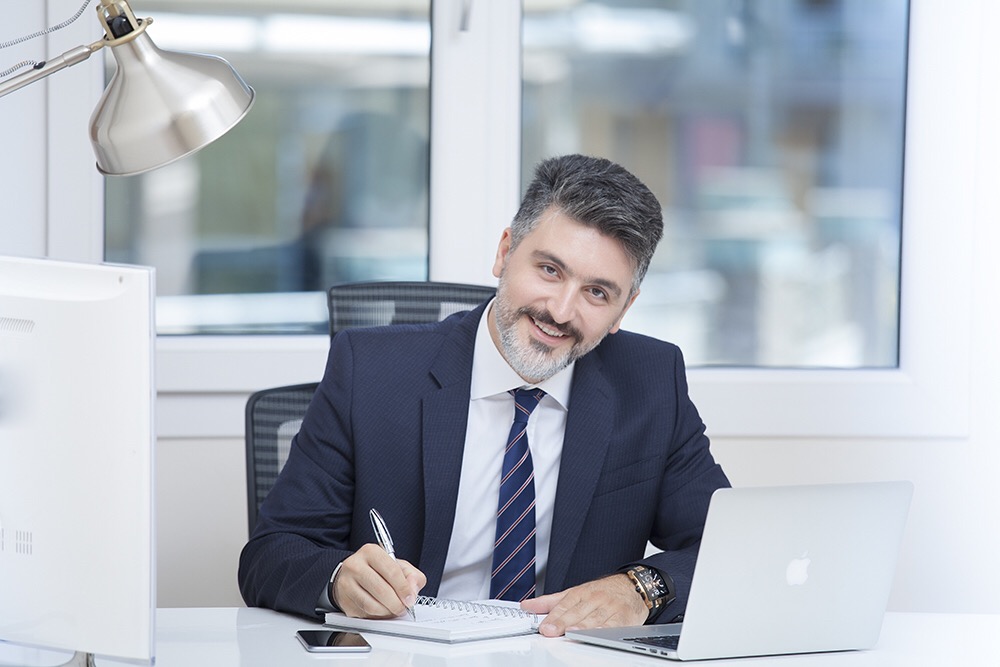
[324,596,542,643]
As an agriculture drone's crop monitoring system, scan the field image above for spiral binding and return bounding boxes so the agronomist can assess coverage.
[414,595,538,620]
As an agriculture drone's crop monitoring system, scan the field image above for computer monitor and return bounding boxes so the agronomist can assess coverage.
[0,256,156,666]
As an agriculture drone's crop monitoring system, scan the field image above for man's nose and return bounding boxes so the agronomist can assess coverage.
[547,285,577,324]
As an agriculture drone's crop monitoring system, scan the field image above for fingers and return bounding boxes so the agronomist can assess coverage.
[401,562,427,600]
[333,543,425,619]
[535,575,648,637]
[519,591,564,615]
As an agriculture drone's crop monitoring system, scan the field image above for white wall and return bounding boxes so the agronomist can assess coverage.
[157,436,248,606]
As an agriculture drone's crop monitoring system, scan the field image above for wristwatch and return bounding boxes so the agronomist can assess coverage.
[625,565,675,621]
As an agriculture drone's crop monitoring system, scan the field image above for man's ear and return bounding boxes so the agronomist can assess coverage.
[608,289,640,334]
[492,228,514,279]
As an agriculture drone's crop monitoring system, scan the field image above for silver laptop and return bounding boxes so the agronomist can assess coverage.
[567,481,913,661]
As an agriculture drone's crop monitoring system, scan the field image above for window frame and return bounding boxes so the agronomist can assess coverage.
[38,0,972,440]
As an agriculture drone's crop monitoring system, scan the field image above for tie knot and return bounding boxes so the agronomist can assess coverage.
[510,388,545,424]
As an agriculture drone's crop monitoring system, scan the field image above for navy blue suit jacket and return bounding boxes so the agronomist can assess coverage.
[238,302,730,621]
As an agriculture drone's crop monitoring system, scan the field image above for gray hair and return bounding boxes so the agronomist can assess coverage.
[510,154,664,294]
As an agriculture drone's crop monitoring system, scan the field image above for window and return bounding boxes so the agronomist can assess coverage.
[103,2,431,334]
[10,0,970,441]
[522,0,908,368]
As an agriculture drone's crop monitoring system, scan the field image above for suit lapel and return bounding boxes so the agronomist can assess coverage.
[545,353,613,593]
[411,304,616,595]
[416,305,484,594]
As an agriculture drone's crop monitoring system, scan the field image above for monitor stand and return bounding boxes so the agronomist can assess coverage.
[64,653,97,667]
[0,649,95,667]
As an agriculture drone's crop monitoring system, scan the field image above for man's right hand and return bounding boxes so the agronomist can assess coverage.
[331,543,426,619]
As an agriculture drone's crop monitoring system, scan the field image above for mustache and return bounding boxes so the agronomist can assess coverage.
[519,306,583,344]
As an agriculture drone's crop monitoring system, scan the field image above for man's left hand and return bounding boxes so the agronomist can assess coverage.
[519,574,647,637]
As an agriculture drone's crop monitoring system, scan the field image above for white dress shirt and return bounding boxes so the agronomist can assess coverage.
[437,300,574,601]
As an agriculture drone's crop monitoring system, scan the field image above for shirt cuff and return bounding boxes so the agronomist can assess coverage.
[316,562,344,613]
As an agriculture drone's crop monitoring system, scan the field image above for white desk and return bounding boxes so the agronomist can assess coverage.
[6,608,999,666]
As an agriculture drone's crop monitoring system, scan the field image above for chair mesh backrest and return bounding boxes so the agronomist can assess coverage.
[244,382,318,535]
[327,281,496,336]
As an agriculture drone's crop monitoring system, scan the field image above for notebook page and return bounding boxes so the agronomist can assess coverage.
[325,597,537,642]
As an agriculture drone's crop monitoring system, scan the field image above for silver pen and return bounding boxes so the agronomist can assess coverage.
[369,508,417,621]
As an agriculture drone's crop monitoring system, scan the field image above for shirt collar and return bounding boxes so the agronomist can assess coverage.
[470,299,573,410]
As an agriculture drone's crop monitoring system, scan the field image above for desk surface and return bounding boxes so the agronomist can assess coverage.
[6,608,999,666]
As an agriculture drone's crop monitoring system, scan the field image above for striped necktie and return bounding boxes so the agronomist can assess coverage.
[490,387,545,601]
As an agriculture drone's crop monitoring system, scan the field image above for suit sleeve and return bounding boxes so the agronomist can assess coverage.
[237,332,360,619]
[636,347,730,623]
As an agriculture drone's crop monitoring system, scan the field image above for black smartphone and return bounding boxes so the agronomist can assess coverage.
[296,629,372,653]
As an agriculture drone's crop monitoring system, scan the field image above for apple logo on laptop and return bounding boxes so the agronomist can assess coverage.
[786,552,811,586]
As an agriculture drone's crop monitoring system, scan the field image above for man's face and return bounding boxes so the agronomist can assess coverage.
[488,207,639,384]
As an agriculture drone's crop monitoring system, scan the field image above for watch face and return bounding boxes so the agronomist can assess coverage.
[636,567,668,604]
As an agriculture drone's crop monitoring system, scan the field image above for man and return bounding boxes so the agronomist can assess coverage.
[238,154,730,636]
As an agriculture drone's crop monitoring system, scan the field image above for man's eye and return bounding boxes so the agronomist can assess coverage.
[589,288,608,300]
[541,265,558,276]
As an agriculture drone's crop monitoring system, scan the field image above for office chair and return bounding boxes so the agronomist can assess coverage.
[244,382,318,535]
[245,281,496,534]
[327,280,496,336]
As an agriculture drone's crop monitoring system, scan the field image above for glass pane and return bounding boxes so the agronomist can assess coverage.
[522,0,907,368]
[105,2,431,335]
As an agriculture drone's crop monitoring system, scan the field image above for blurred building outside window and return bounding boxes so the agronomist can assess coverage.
[104,0,907,370]
[522,0,907,368]
[104,2,431,334]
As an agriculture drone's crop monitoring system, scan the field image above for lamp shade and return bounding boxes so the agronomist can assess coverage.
[90,30,255,176]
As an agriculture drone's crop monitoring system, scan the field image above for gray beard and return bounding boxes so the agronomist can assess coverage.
[496,313,575,383]
[492,278,607,383]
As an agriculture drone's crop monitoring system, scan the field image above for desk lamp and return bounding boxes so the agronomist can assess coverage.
[0,0,254,175]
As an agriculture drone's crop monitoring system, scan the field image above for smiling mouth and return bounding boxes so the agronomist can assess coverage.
[531,316,568,339]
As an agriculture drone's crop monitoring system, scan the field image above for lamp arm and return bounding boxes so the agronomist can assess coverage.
[0,40,104,99]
